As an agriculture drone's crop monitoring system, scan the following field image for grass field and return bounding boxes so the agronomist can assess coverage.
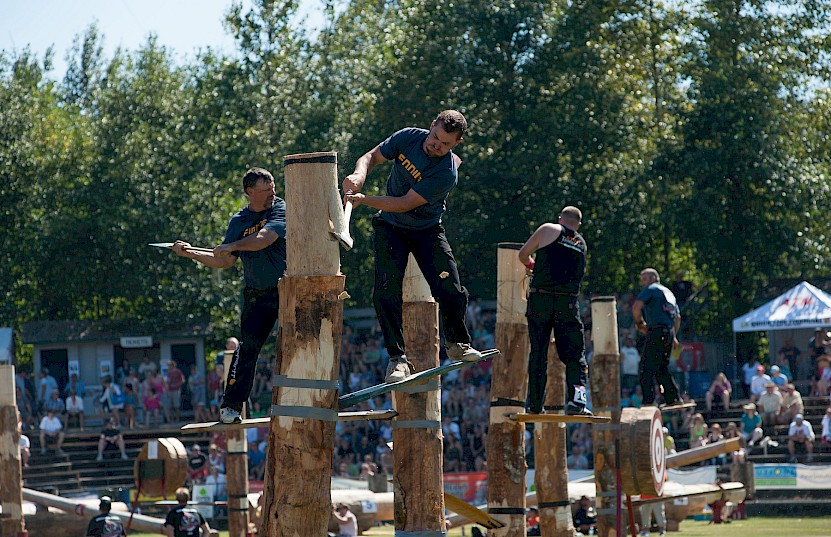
[128,517,831,537]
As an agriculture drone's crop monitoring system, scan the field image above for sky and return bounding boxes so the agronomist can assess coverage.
[0,0,326,79]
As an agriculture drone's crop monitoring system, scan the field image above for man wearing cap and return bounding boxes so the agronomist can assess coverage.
[778,384,804,424]
[769,365,788,387]
[757,383,782,426]
[163,487,212,537]
[749,365,771,403]
[518,205,591,415]
[633,268,681,406]
[787,414,815,463]
[332,503,358,537]
[187,444,209,484]
[86,496,126,537]
[96,419,129,461]
[777,337,800,380]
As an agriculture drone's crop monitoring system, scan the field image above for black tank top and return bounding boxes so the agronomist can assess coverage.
[531,227,586,294]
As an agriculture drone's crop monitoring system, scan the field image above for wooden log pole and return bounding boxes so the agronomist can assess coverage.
[260,152,345,537]
[486,243,529,537]
[223,350,250,537]
[535,346,575,537]
[391,254,445,534]
[589,297,620,537]
[0,365,26,537]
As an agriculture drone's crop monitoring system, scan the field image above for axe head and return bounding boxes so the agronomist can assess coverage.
[330,230,353,251]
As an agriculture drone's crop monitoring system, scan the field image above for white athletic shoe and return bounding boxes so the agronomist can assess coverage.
[385,356,412,384]
[447,343,483,362]
[220,407,242,424]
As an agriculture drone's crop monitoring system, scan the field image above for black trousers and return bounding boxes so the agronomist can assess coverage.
[224,286,279,410]
[525,292,588,413]
[639,326,680,405]
[372,215,471,358]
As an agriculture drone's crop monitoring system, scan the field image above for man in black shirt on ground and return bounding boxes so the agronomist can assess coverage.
[518,206,591,416]
[163,487,212,537]
[86,496,126,537]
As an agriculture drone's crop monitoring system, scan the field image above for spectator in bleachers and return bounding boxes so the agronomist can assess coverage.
[707,424,727,465]
[143,388,162,428]
[689,413,708,448]
[188,364,209,424]
[724,422,746,464]
[631,385,644,408]
[787,414,815,463]
[749,365,771,403]
[777,337,801,381]
[207,443,225,474]
[249,441,266,480]
[757,383,782,426]
[778,383,804,425]
[205,466,227,501]
[466,423,486,471]
[807,329,829,367]
[741,357,761,400]
[64,372,86,399]
[164,360,185,424]
[620,336,641,392]
[567,444,590,469]
[663,426,676,455]
[573,496,597,536]
[444,434,463,472]
[814,355,831,397]
[18,418,30,468]
[187,444,209,484]
[37,368,59,416]
[16,386,33,430]
[99,376,125,426]
[821,407,831,444]
[42,389,65,417]
[769,365,788,387]
[65,389,85,431]
[705,372,732,412]
[137,352,158,380]
[122,384,139,429]
[740,403,764,447]
[95,418,129,461]
[359,454,378,480]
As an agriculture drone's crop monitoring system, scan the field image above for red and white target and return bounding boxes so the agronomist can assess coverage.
[650,412,666,496]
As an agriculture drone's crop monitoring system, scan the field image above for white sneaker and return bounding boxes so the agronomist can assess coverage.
[220,407,242,424]
[385,356,412,384]
[96,454,103,461]
[447,343,482,362]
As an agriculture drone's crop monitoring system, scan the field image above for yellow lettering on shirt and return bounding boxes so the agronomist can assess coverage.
[398,154,423,182]
[242,219,267,238]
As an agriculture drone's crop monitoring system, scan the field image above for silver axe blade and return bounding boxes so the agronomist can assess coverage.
[148,242,214,253]
[328,188,354,251]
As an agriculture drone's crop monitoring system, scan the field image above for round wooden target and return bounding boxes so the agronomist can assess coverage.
[619,407,666,496]
[133,437,188,498]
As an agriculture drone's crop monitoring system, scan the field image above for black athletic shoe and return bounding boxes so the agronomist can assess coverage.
[565,402,593,416]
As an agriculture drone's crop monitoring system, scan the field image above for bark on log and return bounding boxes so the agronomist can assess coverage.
[589,297,620,537]
[260,275,344,537]
[487,243,529,537]
[0,364,25,537]
[392,255,445,534]
[535,349,575,537]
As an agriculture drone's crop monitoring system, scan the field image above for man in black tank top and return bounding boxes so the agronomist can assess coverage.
[518,206,591,416]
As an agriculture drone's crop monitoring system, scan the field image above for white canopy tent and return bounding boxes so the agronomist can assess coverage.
[732,281,831,381]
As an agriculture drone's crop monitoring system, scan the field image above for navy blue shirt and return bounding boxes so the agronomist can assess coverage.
[637,283,679,328]
[378,128,458,230]
[223,199,287,290]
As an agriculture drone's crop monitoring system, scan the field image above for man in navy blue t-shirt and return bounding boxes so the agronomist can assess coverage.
[173,167,286,423]
[343,110,482,383]
[633,268,681,406]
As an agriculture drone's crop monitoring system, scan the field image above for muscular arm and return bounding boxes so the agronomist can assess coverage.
[215,228,280,256]
[346,188,427,213]
[172,241,236,269]
[343,145,388,194]
[518,223,561,266]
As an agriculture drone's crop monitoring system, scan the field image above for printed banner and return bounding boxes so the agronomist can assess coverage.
[754,463,831,489]
[667,466,717,485]
[443,472,488,504]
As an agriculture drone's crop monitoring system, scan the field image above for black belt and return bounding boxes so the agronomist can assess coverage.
[529,287,578,297]
[647,325,672,331]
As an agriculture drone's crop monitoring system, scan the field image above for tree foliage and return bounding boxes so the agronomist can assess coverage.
[1,0,830,347]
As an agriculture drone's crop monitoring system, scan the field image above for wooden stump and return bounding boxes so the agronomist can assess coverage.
[0,365,25,537]
[223,349,250,537]
[133,438,188,498]
[589,297,620,537]
[260,275,345,537]
[487,243,529,537]
[535,348,575,537]
[391,255,445,534]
